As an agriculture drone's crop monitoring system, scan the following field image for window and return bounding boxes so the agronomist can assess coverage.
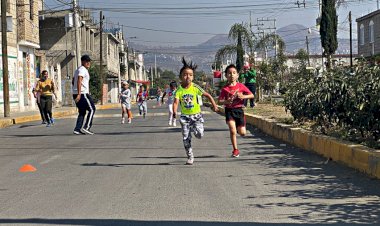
[369,20,374,43]
[29,0,34,20]
[7,0,11,13]
[360,24,365,45]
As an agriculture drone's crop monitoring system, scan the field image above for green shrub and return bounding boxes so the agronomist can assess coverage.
[284,63,380,142]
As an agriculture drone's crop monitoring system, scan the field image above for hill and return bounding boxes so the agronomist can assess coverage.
[129,24,357,72]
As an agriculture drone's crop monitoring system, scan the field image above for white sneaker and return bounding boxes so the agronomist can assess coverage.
[168,120,172,126]
[127,118,132,124]
[82,128,94,135]
[172,120,176,127]
[121,118,125,124]
[186,157,194,165]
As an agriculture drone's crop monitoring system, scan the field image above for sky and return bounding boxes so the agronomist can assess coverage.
[44,0,379,47]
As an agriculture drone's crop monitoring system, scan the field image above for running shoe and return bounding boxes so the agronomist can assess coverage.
[73,130,86,135]
[82,128,95,135]
[186,157,194,165]
[231,149,240,158]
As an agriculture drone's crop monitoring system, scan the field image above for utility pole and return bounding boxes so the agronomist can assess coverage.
[257,18,276,61]
[306,35,311,67]
[154,54,157,81]
[1,0,10,117]
[73,0,81,68]
[99,11,104,104]
[274,19,277,59]
[349,11,353,72]
[150,66,154,88]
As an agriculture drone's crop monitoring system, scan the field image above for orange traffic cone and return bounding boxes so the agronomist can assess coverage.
[19,164,37,172]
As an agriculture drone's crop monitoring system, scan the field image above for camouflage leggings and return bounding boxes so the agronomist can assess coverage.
[179,113,204,158]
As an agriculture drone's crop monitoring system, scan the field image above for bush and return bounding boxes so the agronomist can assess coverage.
[284,63,380,143]
[88,64,102,104]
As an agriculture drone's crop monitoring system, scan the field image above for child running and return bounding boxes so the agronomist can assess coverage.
[156,87,162,106]
[218,64,254,157]
[173,57,218,165]
[120,81,132,124]
[136,85,148,118]
[161,81,177,126]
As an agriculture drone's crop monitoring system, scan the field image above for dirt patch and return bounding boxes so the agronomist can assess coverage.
[245,103,293,121]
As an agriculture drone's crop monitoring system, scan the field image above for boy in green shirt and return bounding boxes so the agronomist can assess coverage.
[173,57,218,165]
[239,65,257,108]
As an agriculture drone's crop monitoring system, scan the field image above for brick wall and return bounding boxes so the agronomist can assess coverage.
[0,0,17,50]
[16,0,40,45]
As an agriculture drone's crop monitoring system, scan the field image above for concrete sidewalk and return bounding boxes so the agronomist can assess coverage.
[0,103,120,129]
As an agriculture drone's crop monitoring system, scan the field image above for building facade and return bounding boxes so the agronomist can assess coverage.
[0,0,44,114]
[357,10,380,57]
[39,9,97,105]
[94,30,121,103]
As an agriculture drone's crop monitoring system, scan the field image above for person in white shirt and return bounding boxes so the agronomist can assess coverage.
[72,55,96,135]
[120,81,132,124]
[161,81,177,126]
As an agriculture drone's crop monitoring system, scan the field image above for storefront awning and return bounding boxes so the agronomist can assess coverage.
[132,80,150,85]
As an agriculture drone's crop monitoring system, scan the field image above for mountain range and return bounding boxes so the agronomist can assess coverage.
[130,24,357,73]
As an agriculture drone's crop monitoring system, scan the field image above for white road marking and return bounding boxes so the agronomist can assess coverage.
[40,155,61,165]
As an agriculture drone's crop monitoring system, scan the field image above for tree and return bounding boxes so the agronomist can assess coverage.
[88,64,102,104]
[295,49,309,71]
[320,0,338,70]
[255,33,285,62]
[215,23,254,72]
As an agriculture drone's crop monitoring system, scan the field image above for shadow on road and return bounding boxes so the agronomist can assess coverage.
[243,125,380,224]
[81,162,172,167]
[0,218,366,226]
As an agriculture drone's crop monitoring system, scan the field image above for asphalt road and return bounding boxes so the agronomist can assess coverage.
[0,101,380,226]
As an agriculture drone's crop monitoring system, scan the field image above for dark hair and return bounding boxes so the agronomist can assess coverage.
[169,80,177,88]
[41,70,48,76]
[179,57,198,76]
[224,64,237,75]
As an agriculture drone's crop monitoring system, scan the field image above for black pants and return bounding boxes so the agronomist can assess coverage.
[244,83,256,107]
[36,100,46,122]
[73,94,96,131]
[40,95,53,123]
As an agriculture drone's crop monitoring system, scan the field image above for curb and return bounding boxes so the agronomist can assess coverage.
[0,103,120,129]
[217,106,380,180]
[215,106,380,179]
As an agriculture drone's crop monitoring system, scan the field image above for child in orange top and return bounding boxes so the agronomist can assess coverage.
[218,64,254,157]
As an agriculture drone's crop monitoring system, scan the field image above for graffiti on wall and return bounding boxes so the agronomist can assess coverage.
[0,57,19,104]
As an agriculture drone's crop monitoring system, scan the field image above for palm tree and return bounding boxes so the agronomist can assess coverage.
[255,33,285,61]
[215,23,254,72]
